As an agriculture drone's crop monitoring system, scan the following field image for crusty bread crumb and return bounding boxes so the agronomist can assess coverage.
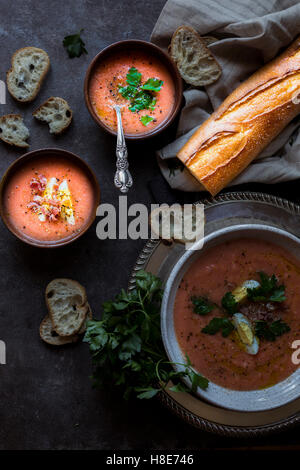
[33,97,72,134]
[0,114,29,147]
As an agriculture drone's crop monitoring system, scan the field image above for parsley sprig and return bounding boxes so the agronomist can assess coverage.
[255,320,290,341]
[118,67,163,125]
[191,296,215,316]
[63,29,88,58]
[247,272,286,303]
[84,270,208,399]
[202,317,234,337]
[221,292,238,315]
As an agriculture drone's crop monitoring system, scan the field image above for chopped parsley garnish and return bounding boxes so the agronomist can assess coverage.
[84,270,208,399]
[247,272,286,303]
[126,67,142,86]
[202,317,234,337]
[141,78,164,92]
[128,91,154,112]
[118,85,138,100]
[221,292,238,315]
[63,29,88,58]
[191,296,215,316]
[255,320,290,341]
[118,67,163,122]
[140,115,154,126]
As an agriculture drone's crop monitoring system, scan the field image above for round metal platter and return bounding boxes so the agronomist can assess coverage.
[129,192,300,436]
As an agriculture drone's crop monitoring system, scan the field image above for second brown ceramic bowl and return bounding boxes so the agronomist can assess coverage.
[84,40,183,140]
[0,148,100,248]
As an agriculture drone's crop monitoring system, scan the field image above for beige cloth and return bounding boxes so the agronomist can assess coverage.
[151,0,300,192]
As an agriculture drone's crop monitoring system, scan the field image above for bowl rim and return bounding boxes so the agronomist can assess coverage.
[161,223,300,412]
[84,39,183,140]
[0,147,101,248]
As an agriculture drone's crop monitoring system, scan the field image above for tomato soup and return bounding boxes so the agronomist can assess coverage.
[4,157,95,242]
[89,49,175,135]
[174,239,300,391]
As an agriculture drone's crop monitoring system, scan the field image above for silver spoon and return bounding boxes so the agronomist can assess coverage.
[113,105,133,193]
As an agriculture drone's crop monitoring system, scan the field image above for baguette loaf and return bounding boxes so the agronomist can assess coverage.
[177,36,300,196]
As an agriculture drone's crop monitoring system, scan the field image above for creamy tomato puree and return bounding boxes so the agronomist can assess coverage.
[89,50,175,134]
[174,239,300,391]
[4,157,94,241]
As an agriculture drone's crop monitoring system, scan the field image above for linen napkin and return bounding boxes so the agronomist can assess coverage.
[151,0,300,192]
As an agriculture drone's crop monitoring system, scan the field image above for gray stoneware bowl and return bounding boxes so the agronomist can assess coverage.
[161,224,300,412]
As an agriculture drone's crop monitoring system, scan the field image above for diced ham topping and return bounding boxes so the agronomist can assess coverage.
[32,195,43,204]
[27,174,63,222]
[27,202,41,212]
[29,174,47,193]
[38,174,47,189]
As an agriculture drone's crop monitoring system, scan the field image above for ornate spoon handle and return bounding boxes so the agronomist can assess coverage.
[114,105,133,193]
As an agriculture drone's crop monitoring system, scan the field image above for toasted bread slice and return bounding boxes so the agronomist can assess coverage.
[170,26,221,86]
[40,316,79,345]
[7,47,50,102]
[150,205,204,244]
[46,279,87,336]
[0,114,29,147]
[33,97,72,134]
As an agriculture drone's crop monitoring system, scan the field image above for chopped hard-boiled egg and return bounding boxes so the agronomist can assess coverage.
[57,180,75,225]
[232,280,260,303]
[232,313,259,355]
[38,177,57,222]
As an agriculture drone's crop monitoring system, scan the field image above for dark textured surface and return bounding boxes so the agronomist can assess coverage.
[0,0,299,451]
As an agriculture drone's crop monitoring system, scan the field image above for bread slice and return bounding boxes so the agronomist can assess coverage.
[46,279,88,336]
[170,26,221,86]
[0,114,29,147]
[33,97,72,134]
[78,303,92,335]
[7,47,50,102]
[150,205,204,244]
[40,316,79,345]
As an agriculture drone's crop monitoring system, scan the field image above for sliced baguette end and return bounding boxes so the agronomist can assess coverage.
[7,47,50,102]
[170,26,221,87]
[40,316,79,346]
[0,114,29,148]
[46,278,88,337]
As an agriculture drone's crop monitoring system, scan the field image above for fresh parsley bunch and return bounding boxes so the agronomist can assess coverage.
[84,270,208,399]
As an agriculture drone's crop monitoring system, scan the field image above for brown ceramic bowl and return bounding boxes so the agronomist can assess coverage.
[84,39,183,140]
[0,148,100,248]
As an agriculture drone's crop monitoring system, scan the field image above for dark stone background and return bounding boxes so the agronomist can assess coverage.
[0,0,299,450]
